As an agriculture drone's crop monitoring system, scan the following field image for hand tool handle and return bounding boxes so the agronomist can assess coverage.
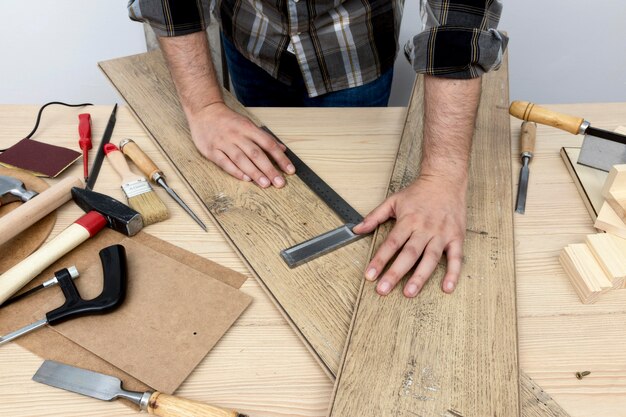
[0,211,106,304]
[104,144,145,185]
[509,101,585,135]
[520,121,537,156]
[79,114,92,180]
[119,138,163,182]
[146,392,247,417]
[0,176,84,246]
[46,245,126,324]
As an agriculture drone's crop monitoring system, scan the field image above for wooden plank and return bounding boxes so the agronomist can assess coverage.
[519,373,572,417]
[329,61,519,414]
[99,51,369,376]
[595,202,626,238]
[586,233,626,288]
[559,244,613,304]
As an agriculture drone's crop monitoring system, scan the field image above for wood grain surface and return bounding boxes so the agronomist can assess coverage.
[4,98,622,416]
[329,62,519,415]
[98,51,372,376]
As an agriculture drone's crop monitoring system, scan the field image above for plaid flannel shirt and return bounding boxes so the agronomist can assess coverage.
[129,0,507,97]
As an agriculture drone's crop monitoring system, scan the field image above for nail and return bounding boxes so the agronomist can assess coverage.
[286,164,295,174]
[274,176,285,187]
[405,283,418,297]
[365,267,377,281]
[377,281,390,295]
[243,175,252,182]
[446,281,455,291]
[259,177,270,187]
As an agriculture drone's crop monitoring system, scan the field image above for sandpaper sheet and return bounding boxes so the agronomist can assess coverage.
[0,229,249,394]
[0,138,80,178]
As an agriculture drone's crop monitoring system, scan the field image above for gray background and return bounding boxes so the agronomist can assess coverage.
[2,0,625,106]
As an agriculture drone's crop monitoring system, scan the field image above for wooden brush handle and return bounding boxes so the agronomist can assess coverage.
[509,101,585,135]
[147,392,247,417]
[104,144,144,185]
[0,176,83,246]
[520,121,537,156]
[119,139,162,182]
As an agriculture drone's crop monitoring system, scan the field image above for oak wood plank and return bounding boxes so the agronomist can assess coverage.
[99,51,370,376]
[329,59,520,415]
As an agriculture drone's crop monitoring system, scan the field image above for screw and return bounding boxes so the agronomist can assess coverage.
[575,371,591,380]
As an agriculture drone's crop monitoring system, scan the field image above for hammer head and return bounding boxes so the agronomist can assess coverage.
[0,175,38,205]
[71,187,143,236]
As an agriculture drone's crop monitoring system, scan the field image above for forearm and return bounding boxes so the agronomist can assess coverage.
[159,32,223,119]
[420,75,482,186]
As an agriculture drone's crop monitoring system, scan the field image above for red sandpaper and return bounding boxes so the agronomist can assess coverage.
[0,138,81,178]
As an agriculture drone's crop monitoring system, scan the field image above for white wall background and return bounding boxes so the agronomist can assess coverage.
[1,1,625,106]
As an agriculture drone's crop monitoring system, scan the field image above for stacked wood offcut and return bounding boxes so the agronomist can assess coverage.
[560,164,626,303]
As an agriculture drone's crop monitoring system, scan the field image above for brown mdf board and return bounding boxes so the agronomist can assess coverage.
[99,51,369,376]
[329,69,519,415]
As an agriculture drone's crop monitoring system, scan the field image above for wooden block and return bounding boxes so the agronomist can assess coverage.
[560,244,613,304]
[601,164,626,219]
[586,233,626,288]
[595,202,626,238]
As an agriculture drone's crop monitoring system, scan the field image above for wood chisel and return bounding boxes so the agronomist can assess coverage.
[260,127,367,268]
[515,121,536,214]
[119,138,207,231]
[510,101,626,172]
[33,360,248,417]
[0,245,126,345]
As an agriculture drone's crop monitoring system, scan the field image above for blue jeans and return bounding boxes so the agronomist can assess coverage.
[221,34,393,107]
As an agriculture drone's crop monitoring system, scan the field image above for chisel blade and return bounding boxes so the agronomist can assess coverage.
[515,160,530,214]
[33,360,124,401]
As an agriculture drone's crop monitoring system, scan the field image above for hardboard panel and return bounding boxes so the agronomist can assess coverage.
[329,61,520,415]
[99,51,370,376]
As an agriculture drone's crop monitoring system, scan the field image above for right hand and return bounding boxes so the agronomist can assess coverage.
[188,102,295,188]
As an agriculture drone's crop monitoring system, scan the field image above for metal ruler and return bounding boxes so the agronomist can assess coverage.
[263,127,366,268]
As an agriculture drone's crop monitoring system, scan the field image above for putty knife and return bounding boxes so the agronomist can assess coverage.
[510,101,626,172]
[33,360,248,417]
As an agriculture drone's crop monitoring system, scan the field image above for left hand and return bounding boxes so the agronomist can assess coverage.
[353,174,467,297]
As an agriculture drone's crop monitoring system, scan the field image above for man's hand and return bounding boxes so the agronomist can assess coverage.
[188,102,295,188]
[354,75,482,297]
[160,31,294,188]
[353,175,467,297]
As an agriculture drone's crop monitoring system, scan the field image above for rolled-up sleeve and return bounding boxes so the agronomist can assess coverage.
[405,0,508,79]
[128,0,211,37]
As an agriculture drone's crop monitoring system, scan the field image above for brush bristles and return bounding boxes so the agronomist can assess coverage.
[128,191,169,226]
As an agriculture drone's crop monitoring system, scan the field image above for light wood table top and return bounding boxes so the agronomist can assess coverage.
[0,103,625,417]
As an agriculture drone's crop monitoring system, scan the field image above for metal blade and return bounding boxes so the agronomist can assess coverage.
[156,178,207,231]
[281,224,364,268]
[32,360,142,403]
[515,160,530,214]
[578,134,626,172]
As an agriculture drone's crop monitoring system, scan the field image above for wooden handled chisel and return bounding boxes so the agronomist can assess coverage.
[515,121,536,214]
[119,138,207,231]
[33,360,248,417]
[510,101,626,171]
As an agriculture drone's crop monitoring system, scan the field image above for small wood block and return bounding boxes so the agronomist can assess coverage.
[601,164,626,220]
[560,243,613,304]
[586,233,626,288]
[595,202,626,238]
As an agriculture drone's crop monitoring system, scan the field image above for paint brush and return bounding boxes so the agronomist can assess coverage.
[104,143,168,226]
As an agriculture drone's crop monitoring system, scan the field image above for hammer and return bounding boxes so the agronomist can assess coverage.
[0,175,84,246]
[0,187,142,304]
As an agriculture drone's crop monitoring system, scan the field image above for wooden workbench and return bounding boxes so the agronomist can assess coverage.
[0,103,624,416]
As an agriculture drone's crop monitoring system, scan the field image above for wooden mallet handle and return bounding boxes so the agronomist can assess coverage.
[509,101,585,135]
[0,176,83,246]
[147,392,247,417]
[520,121,537,156]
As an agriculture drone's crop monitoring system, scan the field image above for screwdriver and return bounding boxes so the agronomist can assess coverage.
[0,245,126,346]
[78,113,92,183]
[119,138,208,232]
